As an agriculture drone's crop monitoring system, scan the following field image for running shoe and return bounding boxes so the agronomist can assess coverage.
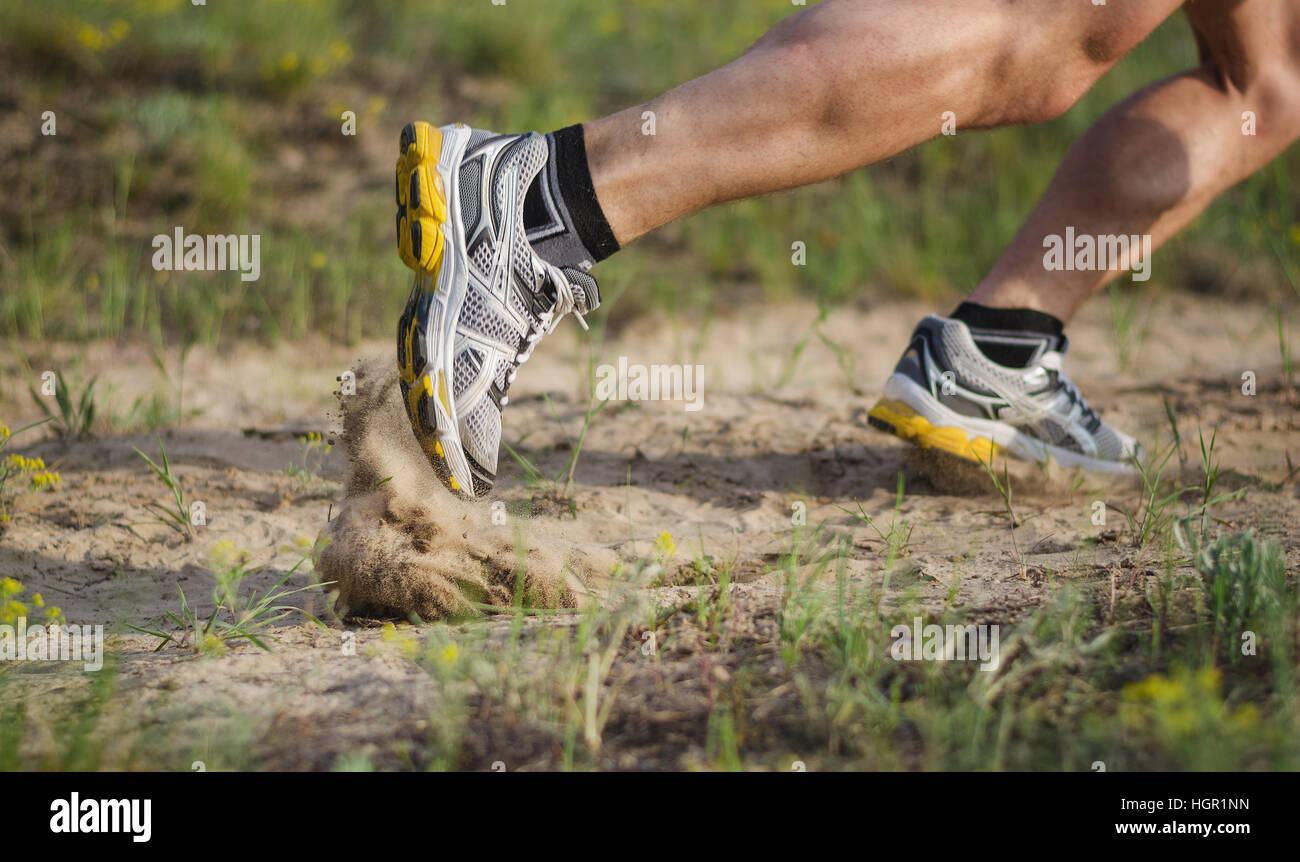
[868,313,1141,473]
[395,121,600,497]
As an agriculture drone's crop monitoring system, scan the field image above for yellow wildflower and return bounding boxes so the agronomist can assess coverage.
[76,25,105,53]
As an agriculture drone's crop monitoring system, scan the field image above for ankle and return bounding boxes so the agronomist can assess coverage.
[966,278,1078,324]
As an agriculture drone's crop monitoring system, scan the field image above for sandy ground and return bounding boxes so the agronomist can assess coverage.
[1,294,1296,770]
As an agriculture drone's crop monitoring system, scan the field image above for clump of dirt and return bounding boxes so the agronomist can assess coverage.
[315,359,611,621]
[903,445,1129,498]
[903,447,996,497]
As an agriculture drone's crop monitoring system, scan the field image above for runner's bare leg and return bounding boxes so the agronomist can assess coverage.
[968,0,1300,321]
[581,0,1181,245]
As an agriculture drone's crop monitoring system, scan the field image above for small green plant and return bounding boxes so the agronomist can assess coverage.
[1107,282,1150,372]
[133,438,193,539]
[1118,440,1183,560]
[1191,426,1246,530]
[284,431,335,496]
[1162,395,1187,472]
[501,438,558,496]
[1,576,64,627]
[0,419,60,528]
[154,340,193,420]
[813,308,862,394]
[840,471,914,571]
[28,372,97,441]
[552,386,611,501]
[976,452,1027,577]
[503,377,610,514]
[1175,524,1285,660]
[978,453,1018,527]
[1115,423,1244,571]
[127,539,330,654]
[562,558,657,755]
[1274,307,1294,401]
[1119,666,1262,769]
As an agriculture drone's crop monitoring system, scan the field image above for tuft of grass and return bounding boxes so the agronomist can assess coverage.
[1175,525,1286,664]
[284,431,336,498]
[840,471,914,572]
[127,539,330,654]
[1107,282,1152,372]
[0,652,121,771]
[976,452,1028,578]
[148,339,197,430]
[1275,307,1295,401]
[132,437,194,540]
[1120,440,1183,560]
[28,372,97,441]
[503,366,611,515]
[410,551,663,770]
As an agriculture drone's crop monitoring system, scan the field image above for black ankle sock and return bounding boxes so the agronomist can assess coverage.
[950,301,1063,337]
[523,124,619,271]
[950,301,1065,367]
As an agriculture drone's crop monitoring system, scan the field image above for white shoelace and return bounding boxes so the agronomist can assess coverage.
[513,262,587,367]
[1037,350,1096,423]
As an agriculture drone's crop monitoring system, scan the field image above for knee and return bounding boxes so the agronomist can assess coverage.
[1194,3,1300,143]
[1224,50,1300,144]
[1246,67,1300,144]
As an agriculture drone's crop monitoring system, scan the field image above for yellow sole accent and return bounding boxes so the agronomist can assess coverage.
[396,121,448,275]
[405,374,427,424]
[400,319,417,385]
[418,434,443,461]
[436,370,451,415]
[868,398,1003,464]
[405,373,448,460]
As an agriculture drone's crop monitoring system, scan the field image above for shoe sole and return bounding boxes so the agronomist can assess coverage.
[395,121,479,498]
[868,374,1137,475]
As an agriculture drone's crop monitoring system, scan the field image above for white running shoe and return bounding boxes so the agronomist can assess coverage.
[869,314,1142,473]
[395,121,600,497]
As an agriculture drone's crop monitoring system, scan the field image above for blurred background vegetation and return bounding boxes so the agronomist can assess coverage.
[1,0,1297,346]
